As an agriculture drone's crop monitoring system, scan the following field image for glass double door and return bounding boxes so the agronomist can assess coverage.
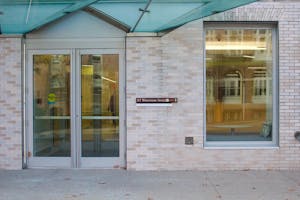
[27,49,124,168]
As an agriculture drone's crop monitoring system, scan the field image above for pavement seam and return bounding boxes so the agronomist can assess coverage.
[204,171,223,199]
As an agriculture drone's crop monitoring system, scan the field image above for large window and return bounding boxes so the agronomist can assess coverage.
[205,23,277,146]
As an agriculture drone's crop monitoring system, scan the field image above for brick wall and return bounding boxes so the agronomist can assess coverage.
[0,37,23,169]
[126,1,300,170]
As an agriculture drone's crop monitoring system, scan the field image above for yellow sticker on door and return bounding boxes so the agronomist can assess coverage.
[48,93,56,104]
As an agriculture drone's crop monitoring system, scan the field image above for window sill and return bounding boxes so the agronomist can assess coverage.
[203,146,279,150]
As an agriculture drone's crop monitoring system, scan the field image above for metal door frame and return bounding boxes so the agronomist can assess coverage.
[26,48,125,168]
[27,49,73,168]
[76,49,125,168]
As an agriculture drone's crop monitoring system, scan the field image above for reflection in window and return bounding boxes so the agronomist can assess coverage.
[206,77,214,103]
[205,25,274,142]
[224,73,240,97]
[223,72,241,104]
[254,77,266,96]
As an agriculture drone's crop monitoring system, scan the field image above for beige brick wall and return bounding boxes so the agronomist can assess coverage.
[126,1,300,170]
[0,37,23,169]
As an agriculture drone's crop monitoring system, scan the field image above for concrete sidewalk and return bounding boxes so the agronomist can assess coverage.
[0,169,299,200]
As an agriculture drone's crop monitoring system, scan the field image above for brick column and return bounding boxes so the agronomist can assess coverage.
[0,37,23,169]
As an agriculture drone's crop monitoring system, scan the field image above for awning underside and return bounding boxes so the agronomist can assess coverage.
[0,0,257,34]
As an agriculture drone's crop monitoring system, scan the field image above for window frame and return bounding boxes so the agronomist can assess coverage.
[203,22,279,148]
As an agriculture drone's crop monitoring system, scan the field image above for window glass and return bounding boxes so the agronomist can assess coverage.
[205,27,273,142]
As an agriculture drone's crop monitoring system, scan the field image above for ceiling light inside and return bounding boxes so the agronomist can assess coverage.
[243,55,255,59]
[206,41,267,50]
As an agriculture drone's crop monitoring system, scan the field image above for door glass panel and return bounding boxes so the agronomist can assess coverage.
[33,55,71,156]
[81,54,119,157]
[81,119,119,157]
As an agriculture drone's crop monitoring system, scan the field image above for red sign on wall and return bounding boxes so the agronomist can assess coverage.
[136,98,178,104]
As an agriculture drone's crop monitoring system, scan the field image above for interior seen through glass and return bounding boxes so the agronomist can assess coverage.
[206,28,273,141]
[33,54,71,156]
[81,54,119,157]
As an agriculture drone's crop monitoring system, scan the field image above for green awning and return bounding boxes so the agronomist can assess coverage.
[0,0,257,34]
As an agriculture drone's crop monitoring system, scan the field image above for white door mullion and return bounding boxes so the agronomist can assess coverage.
[71,49,77,168]
[76,49,82,168]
